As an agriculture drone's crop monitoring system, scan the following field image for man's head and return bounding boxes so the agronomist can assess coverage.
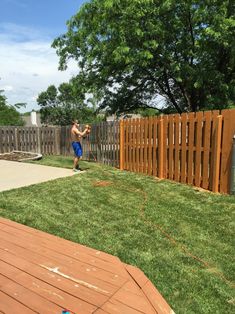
[72,120,79,127]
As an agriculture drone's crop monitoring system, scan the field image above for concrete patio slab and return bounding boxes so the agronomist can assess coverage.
[0,160,77,192]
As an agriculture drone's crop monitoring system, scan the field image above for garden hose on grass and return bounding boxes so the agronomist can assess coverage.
[126,184,235,289]
[94,169,235,289]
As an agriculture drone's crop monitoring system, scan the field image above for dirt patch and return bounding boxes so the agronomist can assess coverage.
[0,151,42,162]
[154,177,164,182]
[193,187,213,194]
[93,180,113,187]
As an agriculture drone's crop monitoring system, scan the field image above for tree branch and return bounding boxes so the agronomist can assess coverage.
[187,9,195,66]
[163,69,183,113]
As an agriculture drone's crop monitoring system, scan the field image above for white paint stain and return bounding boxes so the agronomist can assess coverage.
[33,282,40,288]
[40,265,110,295]
[32,282,64,300]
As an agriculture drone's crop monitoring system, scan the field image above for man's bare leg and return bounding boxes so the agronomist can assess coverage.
[73,157,80,170]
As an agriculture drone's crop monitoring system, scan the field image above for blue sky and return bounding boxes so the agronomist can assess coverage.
[0,0,87,112]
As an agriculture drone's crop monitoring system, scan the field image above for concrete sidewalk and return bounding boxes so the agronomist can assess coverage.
[0,160,77,192]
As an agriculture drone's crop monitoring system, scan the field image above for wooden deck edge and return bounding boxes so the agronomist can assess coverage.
[125,264,175,314]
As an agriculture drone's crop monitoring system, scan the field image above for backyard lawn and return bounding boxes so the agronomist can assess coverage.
[0,156,234,313]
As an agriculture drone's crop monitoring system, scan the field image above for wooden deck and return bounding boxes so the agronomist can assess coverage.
[0,218,174,314]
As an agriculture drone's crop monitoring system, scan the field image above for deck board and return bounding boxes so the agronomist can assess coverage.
[0,290,36,314]
[0,218,174,314]
[0,220,125,276]
[0,227,127,287]
[0,274,65,314]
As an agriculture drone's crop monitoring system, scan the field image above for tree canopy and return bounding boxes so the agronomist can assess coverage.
[37,82,104,125]
[0,91,25,126]
[53,0,235,114]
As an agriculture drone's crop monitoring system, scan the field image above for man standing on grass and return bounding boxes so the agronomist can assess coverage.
[71,120,89,172]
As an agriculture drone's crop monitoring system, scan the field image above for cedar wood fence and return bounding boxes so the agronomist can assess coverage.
[1,109,235,194]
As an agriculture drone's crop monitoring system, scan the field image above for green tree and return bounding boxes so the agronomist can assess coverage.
[37,82,104,125]
[0,91,25,126]
[53,0,235,114]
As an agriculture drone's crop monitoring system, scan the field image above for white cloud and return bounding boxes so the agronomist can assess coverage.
[0,85,13,91]
[0,23,77,112]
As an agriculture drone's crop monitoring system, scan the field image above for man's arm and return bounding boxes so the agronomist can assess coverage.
[74,128,88,137]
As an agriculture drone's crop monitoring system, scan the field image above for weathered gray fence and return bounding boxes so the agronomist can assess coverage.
[0,122,120,167]
[60,122,120,167]
[0,127,61,155]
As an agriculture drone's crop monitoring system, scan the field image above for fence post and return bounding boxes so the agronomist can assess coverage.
[14,127,19,151]
[212,115,223,193]
[120,120,124,170]
[230,134,235,195]
[158,118,164,179]
[36,127,41,154]
[55,127,61,155]
[220,109,235,193]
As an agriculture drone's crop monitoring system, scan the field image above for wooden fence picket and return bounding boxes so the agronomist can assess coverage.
[163,115,168,178]
[174,114,180,182]
[211,115,223,193]
[148,117,153,175]
[143,118,148,174]
[187,112,195,185]
[152,117,157,177]
[220,109,235,193]
[158,117,164,179]
[168,114,174,180]
[195,111,203,187]
[180,113,187,183]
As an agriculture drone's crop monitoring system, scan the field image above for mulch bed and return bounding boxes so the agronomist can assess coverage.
[0,151,42,162]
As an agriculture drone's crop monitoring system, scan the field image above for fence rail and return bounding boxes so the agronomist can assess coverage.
[0,109,234,193]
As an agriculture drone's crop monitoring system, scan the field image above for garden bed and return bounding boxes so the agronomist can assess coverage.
[0,150,42,162]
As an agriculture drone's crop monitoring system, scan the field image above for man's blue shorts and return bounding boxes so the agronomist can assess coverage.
[72,141,83,157]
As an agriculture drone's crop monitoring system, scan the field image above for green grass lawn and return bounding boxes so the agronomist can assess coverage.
[0,155,234,313]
